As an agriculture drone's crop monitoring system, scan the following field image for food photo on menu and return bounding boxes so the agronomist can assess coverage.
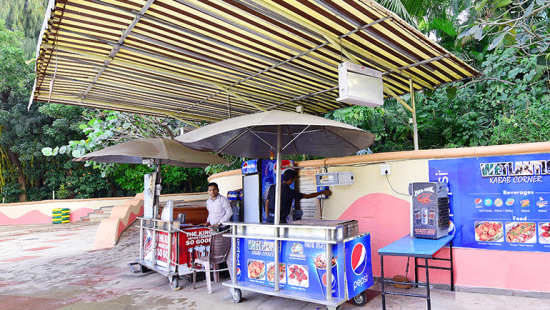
[287,264,309,287]
[312,253,337,269]
[266,262,286,283]
[539,222,550,244]
[247,259,265,281]
[505,222,536,243]
[475,221,504,242]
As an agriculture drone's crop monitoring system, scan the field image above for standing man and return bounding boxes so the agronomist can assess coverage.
[201,182,233,226]
[265,169,332,224]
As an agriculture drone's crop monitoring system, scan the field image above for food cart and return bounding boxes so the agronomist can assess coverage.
[128,217,213,289]
[223,219,373,309]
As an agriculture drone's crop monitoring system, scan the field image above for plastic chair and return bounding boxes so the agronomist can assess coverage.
[193,230,231,293]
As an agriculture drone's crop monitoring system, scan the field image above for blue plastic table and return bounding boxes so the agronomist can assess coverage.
[377,235,454,310]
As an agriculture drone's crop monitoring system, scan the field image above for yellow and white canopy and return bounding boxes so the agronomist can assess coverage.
[32,0,479,124]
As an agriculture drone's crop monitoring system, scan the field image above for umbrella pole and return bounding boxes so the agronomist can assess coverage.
[274,125,282,225]
[273,125,282,291]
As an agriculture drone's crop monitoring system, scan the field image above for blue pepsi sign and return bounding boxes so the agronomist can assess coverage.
[429,154,550,252]
[241,159,259,175]
[227,190,242,201]
[344,234,373,298]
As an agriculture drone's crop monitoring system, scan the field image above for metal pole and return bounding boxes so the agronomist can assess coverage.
[274,125,282,291]
[167,224,173,272]
[410,79,419,150]
[153,162,162,218]
[325,230,332,301]
[274,125,282,225]
[231,225,237,284]
[381,255,386,310]
[450,241,454,291]
[139,218,144,262]
[425,258,431,310]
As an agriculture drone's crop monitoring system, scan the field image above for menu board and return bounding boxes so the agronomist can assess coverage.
[234,238,346,299]
[429,154,550,252]
[296,168,322,220]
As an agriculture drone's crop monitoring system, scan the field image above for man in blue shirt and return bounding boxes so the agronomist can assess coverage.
[265,169,332,224]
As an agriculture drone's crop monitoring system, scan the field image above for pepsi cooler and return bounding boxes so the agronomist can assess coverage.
[409,182,450,239]
[227,190,243,222]
[241,159,294,223]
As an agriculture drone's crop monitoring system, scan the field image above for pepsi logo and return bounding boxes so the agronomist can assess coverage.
[321,272,336,288]
[236,267,241,277]
[448,220,455,235]
[351,243,367,275]
[243,162,248,168]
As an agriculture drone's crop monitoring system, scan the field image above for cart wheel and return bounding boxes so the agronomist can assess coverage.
[140,265,150,273]
[170,276,181,290]
[231,288,242,303]
[351,291,367,306]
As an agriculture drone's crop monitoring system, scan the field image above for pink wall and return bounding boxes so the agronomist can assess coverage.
[339,193,550,292]
[0,210,52,224]
[0,208,95,225]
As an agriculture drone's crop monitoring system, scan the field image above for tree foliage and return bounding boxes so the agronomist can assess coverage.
[328,1,550,152]
[458,0,550,54]
[0,0,48,56]
[41,109,215,197]
[3,1,550,202]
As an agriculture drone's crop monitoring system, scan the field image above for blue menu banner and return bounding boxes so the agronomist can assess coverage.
[237,238,345,299]
[429,154,550,252]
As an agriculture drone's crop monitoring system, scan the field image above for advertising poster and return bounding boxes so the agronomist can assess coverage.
[172,228,212,268]
[429,154,550,252]
[143,172,155,219]
[239,238,345,299]
[344,234,373,299]
[142,228,212,272]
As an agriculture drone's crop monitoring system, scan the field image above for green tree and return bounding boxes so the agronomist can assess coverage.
[0,20,35,201]
[0,0,48,56]
[458,0,550,54]
[42,109,218,196]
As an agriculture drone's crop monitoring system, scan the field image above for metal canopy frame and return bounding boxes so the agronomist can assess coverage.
[32,0,479,130]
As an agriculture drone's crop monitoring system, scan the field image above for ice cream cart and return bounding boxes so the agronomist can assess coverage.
[128,217,213,289]
[223,220,373,309]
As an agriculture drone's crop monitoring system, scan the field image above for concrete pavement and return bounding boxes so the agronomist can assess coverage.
[1,222,549,310]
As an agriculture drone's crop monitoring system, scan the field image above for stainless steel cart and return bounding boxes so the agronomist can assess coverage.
[223,220,373,310]
[128,217,213,289]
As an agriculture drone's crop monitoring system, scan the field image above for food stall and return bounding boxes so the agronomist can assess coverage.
[176,110,377,308]
[128,217,213,289]
[224,220,373,309]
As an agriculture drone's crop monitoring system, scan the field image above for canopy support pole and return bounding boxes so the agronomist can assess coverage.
[273,125,282,291]
[410,79,419,150]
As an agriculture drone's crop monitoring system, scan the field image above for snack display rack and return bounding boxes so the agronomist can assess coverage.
[223,220,373,310]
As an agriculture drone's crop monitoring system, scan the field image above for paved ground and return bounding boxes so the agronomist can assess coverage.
[1,222,549,310]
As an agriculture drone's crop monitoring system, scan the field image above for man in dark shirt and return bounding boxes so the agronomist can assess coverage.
[265,169,332,224]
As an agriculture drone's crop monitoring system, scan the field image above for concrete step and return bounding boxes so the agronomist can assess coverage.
[88,213,109,218]
[78,206,114,222]
[88,217,106,223]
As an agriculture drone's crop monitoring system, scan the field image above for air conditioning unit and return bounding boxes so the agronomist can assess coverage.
[336,62,384,107]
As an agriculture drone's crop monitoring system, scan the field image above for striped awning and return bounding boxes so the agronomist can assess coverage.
[32,0,479,124]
